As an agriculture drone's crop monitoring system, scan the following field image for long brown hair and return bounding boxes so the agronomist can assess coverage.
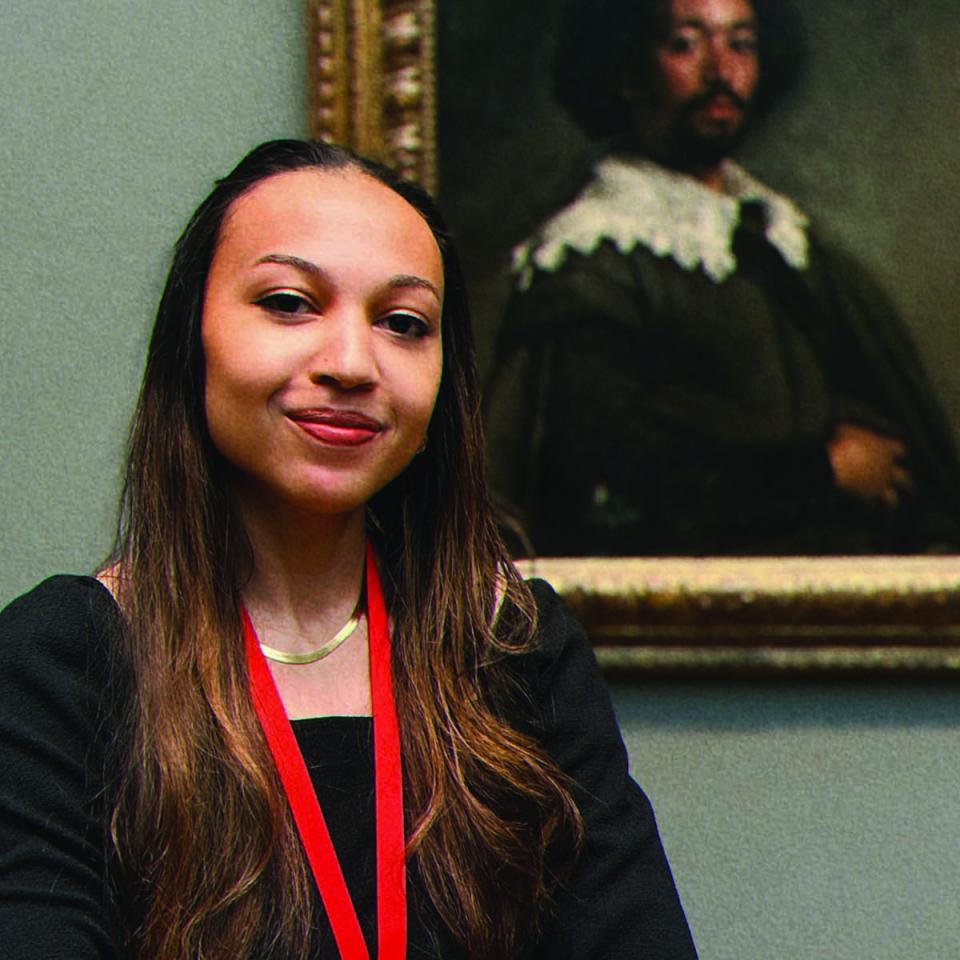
[109,139,582,959]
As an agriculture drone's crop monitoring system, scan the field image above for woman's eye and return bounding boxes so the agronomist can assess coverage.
[380,311,430,339]
[255,292,314,316]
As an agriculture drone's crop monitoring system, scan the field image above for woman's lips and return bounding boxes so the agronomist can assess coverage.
[288,409,384,447]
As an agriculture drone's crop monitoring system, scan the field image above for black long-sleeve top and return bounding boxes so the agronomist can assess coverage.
[0,574,697,958]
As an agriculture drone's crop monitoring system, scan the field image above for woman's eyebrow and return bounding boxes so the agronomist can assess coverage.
[255,252,326,277]
[387,274,442,303]
[255,254,441,302]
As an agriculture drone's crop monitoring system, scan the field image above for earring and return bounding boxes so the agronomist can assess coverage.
[416,433,428,455]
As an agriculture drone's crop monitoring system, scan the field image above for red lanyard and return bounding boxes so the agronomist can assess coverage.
[242,542,406,959]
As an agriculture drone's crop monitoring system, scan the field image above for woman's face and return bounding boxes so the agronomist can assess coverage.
[201,167,444,517]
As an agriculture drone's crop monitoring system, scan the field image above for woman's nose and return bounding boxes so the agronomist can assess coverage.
[308,313,377,390]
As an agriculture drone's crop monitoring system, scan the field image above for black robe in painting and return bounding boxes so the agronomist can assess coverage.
[484,157,960,556]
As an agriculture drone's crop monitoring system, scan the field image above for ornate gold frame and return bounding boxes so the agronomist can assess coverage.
[517,557,960,674]
[307,0,960,673]
[308,0,436,190]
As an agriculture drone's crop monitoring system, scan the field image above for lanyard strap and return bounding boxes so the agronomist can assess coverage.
[243,542,406,959]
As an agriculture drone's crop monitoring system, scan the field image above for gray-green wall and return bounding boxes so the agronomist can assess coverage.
[1,0,306,599]
[2,3,958,958]
[618,679,960,958]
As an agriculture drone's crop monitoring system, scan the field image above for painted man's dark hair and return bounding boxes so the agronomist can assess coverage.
[553,0,807,139]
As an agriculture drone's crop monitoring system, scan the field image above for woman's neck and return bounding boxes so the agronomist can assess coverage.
[236,493,368,655]
[237,497,374,718]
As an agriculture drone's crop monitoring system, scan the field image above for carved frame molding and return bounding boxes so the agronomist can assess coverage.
[307,0,437,190]
[518,557,960,675]
[306,1,960,675]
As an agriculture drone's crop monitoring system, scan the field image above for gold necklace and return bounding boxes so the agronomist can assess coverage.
[259,611,362,665]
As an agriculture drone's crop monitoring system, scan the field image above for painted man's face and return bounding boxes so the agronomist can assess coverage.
[625,0,760,169]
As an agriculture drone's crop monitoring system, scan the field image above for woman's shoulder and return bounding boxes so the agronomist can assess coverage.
[0,574,121,673]
[509,578,598,694]
[1,573,118,627]
[0,574,128,773]
[526,577,583,643]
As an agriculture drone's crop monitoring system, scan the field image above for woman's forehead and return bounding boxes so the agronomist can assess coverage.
[216,168,443,285]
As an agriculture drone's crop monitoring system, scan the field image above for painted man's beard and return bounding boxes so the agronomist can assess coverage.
[665,81,754,170]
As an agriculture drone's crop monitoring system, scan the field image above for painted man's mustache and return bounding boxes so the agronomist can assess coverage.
[685,82,750,113]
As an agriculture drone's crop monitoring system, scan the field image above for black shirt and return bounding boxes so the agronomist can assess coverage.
[0,575,697,958]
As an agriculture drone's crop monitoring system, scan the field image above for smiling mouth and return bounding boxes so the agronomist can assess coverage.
[288,409,384,447]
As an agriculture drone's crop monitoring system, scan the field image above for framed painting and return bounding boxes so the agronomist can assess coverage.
[306,0,960,674]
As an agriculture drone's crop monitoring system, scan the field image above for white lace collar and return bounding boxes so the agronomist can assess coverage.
[513,155,809,288]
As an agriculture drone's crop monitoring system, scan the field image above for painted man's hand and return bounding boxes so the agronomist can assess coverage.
[827,422,913,507]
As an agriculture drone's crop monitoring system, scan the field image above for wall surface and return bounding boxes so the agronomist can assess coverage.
[2,3,959,959]
[614,678,960,959]
[1,0,306,601]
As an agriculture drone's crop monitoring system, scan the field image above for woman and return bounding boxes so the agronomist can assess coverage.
[0,139,697,959]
